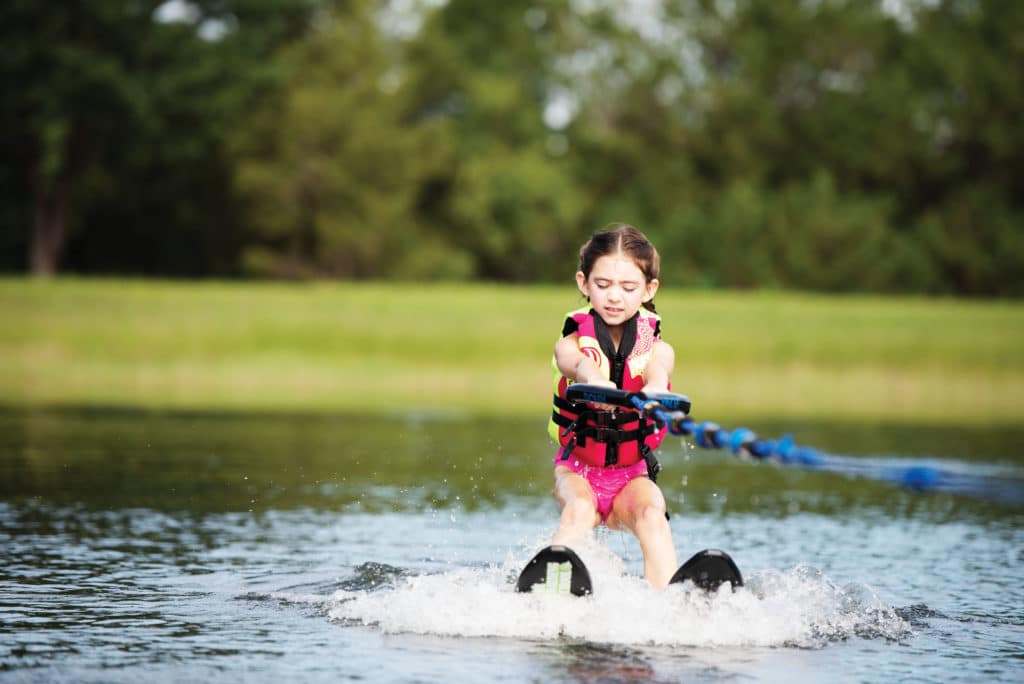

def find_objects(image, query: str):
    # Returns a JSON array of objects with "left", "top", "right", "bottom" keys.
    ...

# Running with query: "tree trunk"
[{"left": 30, "top": 181, "right": 68, "bottom": 277}]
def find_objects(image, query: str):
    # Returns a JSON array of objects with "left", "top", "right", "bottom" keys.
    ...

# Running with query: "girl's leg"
[
  {"left": 551, "top": 466, "right": 601, "bottom": 546},
  {"left": 607, "top": 477, "right": 678, "bottom": 588}
]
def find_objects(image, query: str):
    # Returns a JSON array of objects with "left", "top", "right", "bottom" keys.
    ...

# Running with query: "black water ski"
[
  {"left": 669, "top": 549, "right": 743, "bottom": 591},
  {"left": 515, "top": 545, "right": 592, "bottom": 596}
]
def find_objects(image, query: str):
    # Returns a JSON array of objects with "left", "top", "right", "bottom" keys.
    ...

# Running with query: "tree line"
[{"left": 2, "top": 0, "right": 1021, "bottom": 295}]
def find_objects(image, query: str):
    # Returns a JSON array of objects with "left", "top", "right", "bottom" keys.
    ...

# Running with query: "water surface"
[{"left": 1, "top": 408, "right": 1022, "bottom": 682}]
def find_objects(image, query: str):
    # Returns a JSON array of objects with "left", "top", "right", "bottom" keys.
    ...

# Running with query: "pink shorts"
[{"left": 555, "top": 456, "right": 650, "bottom": 522}]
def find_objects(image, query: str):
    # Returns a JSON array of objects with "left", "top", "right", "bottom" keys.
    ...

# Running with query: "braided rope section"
[{"left": 628, "top": 395, "right": 1023, "bottom": 504}]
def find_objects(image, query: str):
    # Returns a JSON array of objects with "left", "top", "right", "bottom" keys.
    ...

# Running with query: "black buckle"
[
  {"left": 590, "top": 427, "right": 622, "bottom": 444},
  {"left": 640, "top": 444, "right": 660, "bottom": 483}
]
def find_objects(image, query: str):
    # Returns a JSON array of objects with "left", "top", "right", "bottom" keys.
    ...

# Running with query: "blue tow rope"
[
  {"left": 631, "top": 395, "right": 938, "bottom": 489},
  {"left": 563, "top": 384, "right": 1023, "bottom": 504}
]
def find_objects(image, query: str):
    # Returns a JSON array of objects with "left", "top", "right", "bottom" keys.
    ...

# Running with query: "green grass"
[{"left": 1, "top": 278, "right": 1022, "bottom": 424}]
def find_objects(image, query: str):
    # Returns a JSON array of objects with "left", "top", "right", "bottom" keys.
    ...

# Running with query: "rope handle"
[{"left": 563, "top": 384, "right": 692, "bottom": 434}]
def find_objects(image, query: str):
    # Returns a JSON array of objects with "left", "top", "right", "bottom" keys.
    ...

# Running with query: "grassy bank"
[{"left": 1, "top": 278, "right": 1022, "bottom": 424}]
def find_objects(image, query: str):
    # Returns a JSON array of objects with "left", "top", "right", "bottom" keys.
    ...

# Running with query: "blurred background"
[
  {"left": 1, "top": 0, "right": 1022, "bottom": 423},
  {"left": 2, "top": 0, "right": 1021, "bottom": 295}
]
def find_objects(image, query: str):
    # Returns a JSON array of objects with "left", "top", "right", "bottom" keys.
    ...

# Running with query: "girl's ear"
[
  {"left": 575, "top": 271, "right": 588, "bottom": 296},
  {"left": 643, "top": 278, "right": 660, "bottom": 302}
]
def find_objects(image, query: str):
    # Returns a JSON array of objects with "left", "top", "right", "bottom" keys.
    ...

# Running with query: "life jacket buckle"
[
  {"left": 640, "top": 444, "right": 661, "bottom": 483},
  {"left": 590, "top": 427, "right": 622, "bottom": 444}
]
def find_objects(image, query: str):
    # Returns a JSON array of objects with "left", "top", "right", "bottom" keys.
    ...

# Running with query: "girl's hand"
[
  {"left": 590, "top": 381, "right": 620, "bottom": 411},
  {"left": 641, "top": 382, "right": 668, "bottom": 396},
  {"left": 573, "top": 378, "right": 618, "bottom": 411}
]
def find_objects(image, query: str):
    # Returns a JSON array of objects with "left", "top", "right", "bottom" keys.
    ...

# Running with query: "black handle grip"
[
  {"left": 564, "top": 384, "right": 638, "bottom": 407},
  {"left": 565, "top": 384, "right": 692, "bottom": 415}
]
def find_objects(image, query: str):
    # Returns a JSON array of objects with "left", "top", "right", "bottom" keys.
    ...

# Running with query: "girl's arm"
[
  {"left": 554, "top": 333, "right": 614, "bottom": 387},
  {"left": 642, "top": 340, "right": 675, "bottom": 394}
]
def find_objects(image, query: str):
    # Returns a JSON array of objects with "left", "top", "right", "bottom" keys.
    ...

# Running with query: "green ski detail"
[{"left": 544, "top": 561, "right": 573, "bottom": 594}]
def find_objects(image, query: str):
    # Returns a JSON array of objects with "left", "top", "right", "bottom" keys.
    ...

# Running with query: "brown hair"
[{"left": 578, "top": 224, "right": 660, "bottom": 311}]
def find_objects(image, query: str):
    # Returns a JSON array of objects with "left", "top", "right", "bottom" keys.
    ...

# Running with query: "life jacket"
[{"left": 549, "top": 307, "right": 667, "bottom": 479}]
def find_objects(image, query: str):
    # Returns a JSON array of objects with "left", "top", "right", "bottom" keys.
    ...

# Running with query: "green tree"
[
  {"left": 901, "top": 0, "right": 1024, "bottom": 295},
  {"left": 400, "top": 0, "right": 585, "bottom": 280},
  {"left": 3, "top": 0, "right": 1020, "bottom": 296},
  {"left": 668, "top": 0, "right": 1024, "bottom": 294},
  {"left": 234, "top": 0, "right": 463, "bottom": 279},
  {"left": 0, "top": 0, "right": 318, "bottom": 276},
  {"left": 524, "top": 0, "right": 1021, "bottom": 295}
]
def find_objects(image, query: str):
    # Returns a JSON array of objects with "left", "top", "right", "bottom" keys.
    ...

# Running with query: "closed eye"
[{"left": 594, "top": 281, "right": 638, "bottom": 291}]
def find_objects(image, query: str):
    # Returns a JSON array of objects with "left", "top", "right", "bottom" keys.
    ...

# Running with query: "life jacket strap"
[
  {"left": 640, "top": 443, "right": 661, "bottom": 483},
  {"left": 551, "top": 399, "right": 660, "bottom": 468},
  {"left": 551, "top": 410, "right": 646, "bottom": 442}
]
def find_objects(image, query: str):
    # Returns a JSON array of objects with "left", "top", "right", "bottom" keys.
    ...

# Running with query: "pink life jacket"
[{"left": 548, "top": 307, "right": 667, "bottom": 476}]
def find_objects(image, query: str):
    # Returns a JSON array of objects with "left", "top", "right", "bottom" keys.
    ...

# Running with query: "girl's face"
[{"left": 576, "top": 253, "right": 659, "bottom": 327}]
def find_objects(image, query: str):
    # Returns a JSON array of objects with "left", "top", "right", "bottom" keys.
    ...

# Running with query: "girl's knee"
[
  {"left": 634, "top": 502, "right": 669, "bottom": 533},
  {"left": 560, "top": 497, "right": 598, "bottom": 527}
]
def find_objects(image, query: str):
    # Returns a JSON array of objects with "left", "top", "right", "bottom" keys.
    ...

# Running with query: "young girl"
[{"left": 548, "top": 224, "right": 679, "bottom": 588}]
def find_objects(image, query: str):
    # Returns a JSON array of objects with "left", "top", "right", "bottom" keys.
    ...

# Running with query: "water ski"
[
  {"left": 669, "top": 549, "right": 743, "bottom": 592},
  {"left": 515, "top": 545, "right": 592, "bottom": 597}
]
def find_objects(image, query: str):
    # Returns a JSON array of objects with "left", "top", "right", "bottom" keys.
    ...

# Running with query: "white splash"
[{"left": 324, "top": 539, "right": 911, "bottom": 648}]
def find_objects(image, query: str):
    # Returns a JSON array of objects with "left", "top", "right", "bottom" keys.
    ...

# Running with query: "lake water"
[{"left": 1, "top": 408, "right": 1022, "bottom": 683}]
